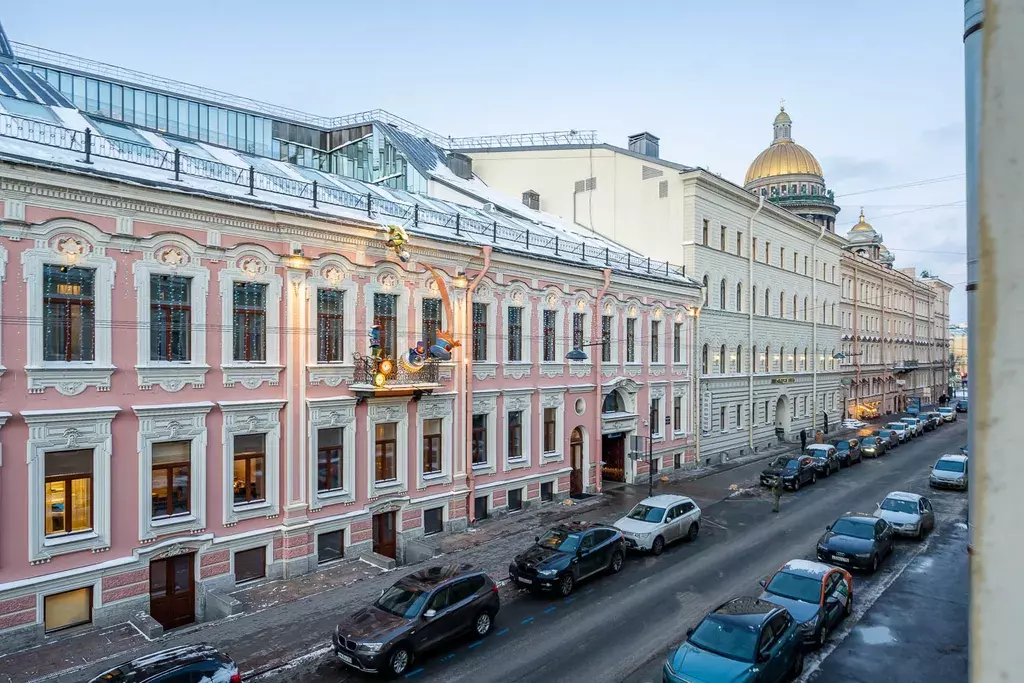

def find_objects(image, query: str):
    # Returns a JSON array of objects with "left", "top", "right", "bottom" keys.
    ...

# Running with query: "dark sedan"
[
  {"left": 816, "top": 513, "right": 895, "bottom": 573},
  {"left": 509, "top": 522, "right": 625, "bottom": 597},
  {"left": 332, "top": 565, "right": 500, "bottom": 676},
  {"left": 831, "top": 439, "right": 862, "bottom": 467},
  {"left": 804, "top": 445, "right": 841, "bottom": 477},
  {"left": 872, "top": 429, "right": 900, "bottom": 449},
  {"left": 760, "top": 455, "right": 817, "bottom": 491},
  {"left": 759, "top": 559, "right": 854, "bottom": 649},
  {"left": 859, "top": 435, "right": 887, "bottom": 458},
  {"left": 956, "top": 399, "right": 968, "bottom": 413}
]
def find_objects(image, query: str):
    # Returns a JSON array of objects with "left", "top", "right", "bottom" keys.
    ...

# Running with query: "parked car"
[
  {"left": 960, "top": 444, "right": 969, "bottom": 457},
  {"left": 841, "top": 418, "right": 867, "bottom": 429},
  {"left": 509, "top": 522, "right": 625, "bottom": 597},
  {"left": 859, "top": 435, "right": 887, "bottom": 458},
  {"left": 886, "top": 422, "right": 910, "bottom": 442},
  {"left": 761, "top": 455, "right": 818, "bottom": 491},
  {"left": 332, "top": 564, "right": 500, "bottom": 676},
  {"left": 955, "top": 399, "right": 969, "bottom": 413},
  {"left": 816, "top": 512, "right": 895, "bottom": 573},
  {"left": 928, "top": 411, "right": 945, "bottom": 427},
  {"left": 804, "top": 444, "right": 841, "bottom": 477},
  {"left": 831, "top": 438, "right": 862, "bottom": 466},
  {"left": 930, "top": 454, "right": 969, "bottom": 490},
  {"left": 759, "top": 559, "right": 854, "bottom": 649},
  {"left": 901, "top": 417, "right": 924, "bottom": 437},
  {"left": 873, "top": 429, "right": 900, "bottom": 449},
  {"left": 663, "top": 597, "right": 804, "bottom": 683},
  {"left": 88, "top": 645, "right": 241, "bottom": 683},
  {"left": 613, "top": 494, "right": 701, "bottom": 555},
  {"left": 874, "top": 491, "right": 935, "bottom": 540},
  {"left": 919, "top": 413, "right": 939, "bottom": 431},
  {"left": 938, "top": 406, "right": 957, "bottom": 422}
]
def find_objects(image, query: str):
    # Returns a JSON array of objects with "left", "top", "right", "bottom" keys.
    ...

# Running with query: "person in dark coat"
[
  {"left": 800, "top": 428, "right": 807, "bottom": 450},
  {"left": 771, "top": 479, "right": 781, "bottom": 513}
]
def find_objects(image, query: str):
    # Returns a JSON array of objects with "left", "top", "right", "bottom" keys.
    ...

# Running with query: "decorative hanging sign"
[{"left": 384, "top": 225, "right": 411, "bottom": 263}]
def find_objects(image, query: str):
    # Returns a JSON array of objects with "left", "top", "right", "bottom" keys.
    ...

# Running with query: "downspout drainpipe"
[
  {"left": 465, "top": 246, "right": 492, "bottom": 524},
  {"left": 748, "top": 194, "right": 765, "bottom": 450},
  {"left": 593, "top": 268, "right": 612, "bottom": 493},
  {"left": 811, "top": 224, "right": 826, "bottom": 433}
]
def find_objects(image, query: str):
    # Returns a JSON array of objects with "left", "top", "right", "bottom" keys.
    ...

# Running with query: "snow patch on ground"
[{"left": 857, "top": 625, "right": 898, "bottom": 645}]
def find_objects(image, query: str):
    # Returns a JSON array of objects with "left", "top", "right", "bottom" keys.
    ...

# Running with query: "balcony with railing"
[
  {"left": 769, "top": 191, "right": 836, "bottom": 207},
  {"left": 350, "top": 354, "right": 443, "bottom": 397}
]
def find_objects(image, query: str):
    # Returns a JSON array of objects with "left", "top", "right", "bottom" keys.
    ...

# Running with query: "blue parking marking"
[
  {"left": 496, "top": 628, "right": 509, "bottom": 636},
  {"left": 468, "top": 640, "right": 484, "bottom": 649},
  {"left": 543, "top": 606, "right": 557, "bottom": 614},
  {"left": 564, "top": 596, "right": 577, "bottom": 604},
  {"left": 521, "top": 616, "right": 534, "bottom": 624},
  {"left": 404, "top": 668, "right": 425, "bottom": 678},
  {"left": 585, "top": 588, "right": 595, "bottom": 594},
  {"left": 439, "top": 653, "right": 457, "bottom": 662}
]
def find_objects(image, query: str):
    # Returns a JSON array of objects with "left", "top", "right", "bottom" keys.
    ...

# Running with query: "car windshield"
[
  {"left": 805, "top": 449, "right": 828, "bottom": 459},
  {"left": 375, "top": 583, "right": 430, "bottom": 618},
  {"left": 766, "top": 571, "right": 823, "bottom": 603},
  {"left": 881, "top": 498, "right": 918, "bottom": 514},
  {"left": 537, "top": 529, "right": 582, "bottom": 552},
  {"left": 888, "top": 423, "right": 905, "bottom": 430},
  {"left": 769, "top": 456, "right": 796, "bottom": 469},
  {"left": 862, "top": 437, "right": 878, "bottom": 446},
  {"left": 833, "top": 441, "right": 849, "bottom": 450},
  {"left": 830, "top": 519, "right": 876, "bottom": 539},
  {"left": 688, "top": 616, "right": 758, "bottom": 663},
  {"left": 935, "top": 460, "right": 965, "bottom": 473},
  {"left": 939, "top": 408, "right": 952, "bottom": 413},
  {"left": 626, "top": 504, "right": 666, "bottom": 523}
]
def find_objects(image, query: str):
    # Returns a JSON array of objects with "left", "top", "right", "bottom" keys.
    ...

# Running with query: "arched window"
[
  {"left": 736, "top": 282, "right": 743, "bottom": 312},
  {"left": 701, "top": 344, "right": 709, "bottom": 375},
  {"left": 764, "top": 345, "right": 771, "bottom": 372},
  {"left": 803, "top": 347, "right": 809, "bottom": 370},
  {"left": 803, "top": 296, "right": 809, "bottom": 321},
  {"left": 752, "top": 286, "right": 758, "bottom": 314},
  {"left": 822, "top": 301, "right": 826, "bottom": 323},
  {"left": 720, "top": 279, "right": 727, "bottom": 310},
  {"left": 736, "top": 345, "right": 743, "bottom": 373},
  {"left": 830, "top": 349, "right": 836, "bottom": 369},
  {"left": 779, "top": 291, "right": 786, "bottom": 318},
  {"left": 702, "top": 275, "right": 709, "bottom": 306},
  {"left": 792, "top": 295, "right": 798, "bottom": 320},
  {"left": 831, "top": 303, "right": 836, "bottom": 325},
  {"left": 793, "top": 347, "right": 798, "bottom": 372},
  {"left": 752, "top": 345, "right": 758, "bottom": 373},
  {"left": 602, "top": 390, "right": 626, "bottom": 413},
  {"left": 765, "top": 289, "right": 771, "bottom": 316},
  {"left": 719, "top": 344, "right": 726, "bottom": 373}
]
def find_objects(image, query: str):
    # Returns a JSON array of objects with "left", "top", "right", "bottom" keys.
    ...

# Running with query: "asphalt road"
[{"left": 286, "top": 421, "right": 968, "bottom": 683}]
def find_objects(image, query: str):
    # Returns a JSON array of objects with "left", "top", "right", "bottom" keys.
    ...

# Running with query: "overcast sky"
[{"left": 3, "top": 0, "right": 967, "bottom": 322}]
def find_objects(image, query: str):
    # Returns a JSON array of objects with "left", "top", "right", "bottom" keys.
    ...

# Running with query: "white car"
[
  {"left": 887, "top": 422, "right": 910, "bottom": 442},
  {"left": 841, "top": 419, "right": 867, "bottom": 429},
  {"left": 874, "top": 491, "right": 935, "bottom": 540},
  {"left": 938, "top": 406, "right": 957, "bottom": 422},
  {"left": 613, "top": 494, "right": 701, "bottom": 555}
]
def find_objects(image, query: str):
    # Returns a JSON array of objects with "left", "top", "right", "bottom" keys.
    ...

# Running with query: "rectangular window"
[
  {"left": 316, "top": 427, "right": 344, "bottom": 492},
  {"left": 474, "top": 496, "right": 489, "bottom": 520},
  {"left": 374, "top": 422, "right": 398, "bottom": 482},
  {"left": 151, "top": 441, "right": 190, "bottom": 519},
  {"left": 471, "top": 415, "right": 488, "bottom": 466},
  {"left": 674, "top": 396, "right": 682, "bottom": 432},
  {"left": 234, "top": 547, "right": 266, "bottom": 583},
  {"left": 422, "top": 418, "right": 443, "bottom": 474},
  {"left": 673, "top": 323, "right": 682, "bottom": 363},
  {"left": 150, "top": 274, "right": 191, "bottom": 362},
  {"left": 720, "top": 406, "right": 727, "bottom": 431},
  {"left": 43, "top": 265, "right": 95, "bottom": 362},
  {"left": 507, "top": 306, "right": 523, "bottom": 361},
  {"left": 44, "top": 449, "right": 93, "bottom": 535},
  {"left": 736, "top": 405, "right": 742, "bottom": 427},
  {"left": 737, "top": 231, "right": 743, "bottom": 256},
  {"left": 720, "top": 226, "right": 726, "bottom": 250},
  {"left": 44, "top": 587, "right": 92, "bottom": 633},
  {"left": 472, "top": 302, "right": 488, "bottom": 361},
  {"left": 232, "top": 281, "right": 266, "bottom": 362},
  {"left": 765, "top": 241, "right": 771, "bottom": 264},
  {"left": 508, "top": 488, "right": 523, "bottom": 511},
  {"left": 423, "top": 507, "right": 444, "bottom": 535},
  {"left": 317, "top": 289, "right": 345, "bottom": 363},
  {"left": 508, "top": 411, "right": 523, "bottom": 460},
  {"left": 702, "top": 219, "right": 709, "bottom": 245},
  {"left": 626, "top": 318, "right": 636, "bottom": 363},
  {"left": 650, "top": 321, "right": 661, "bottom": 363},
  {"left": 422, "top": 298, "right": 442, "bottom": 349},
  {"left": 373, "top": 293, "right": 398, "bottom": 360},
  {"left": 543, "top": 407, "right": 557, "bottom": 453},
  {"left": 651, "top": 399, "right": 661, "bottom": 436},
  {"left": 232, "top": 434, "right": 266, "bottom": 505},
  {"left": 542, "top": 310, "right": 557, "bottom": 362},
  {"left": 540, "top": 481, "right": 554, "bottom": 501},
  {"left": 601, "top": 315, "right": 612, "bottom": 362},
  {"left": 317, "top": 530, "right": 344, "bottom": 564},
  {"left": 572, "top": 312, "right": 585, "bottom": 352}
]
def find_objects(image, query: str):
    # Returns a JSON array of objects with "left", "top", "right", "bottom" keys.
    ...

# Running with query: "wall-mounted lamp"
[{"left": 452, "top": 270, "right": 469, "bottom": 289}]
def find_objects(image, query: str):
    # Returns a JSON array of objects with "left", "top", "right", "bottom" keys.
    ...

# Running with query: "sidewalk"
[
  {"left": 0, "top": 428, "right": 850, "bottom": 683},
  {"left": 807, "top": 516, "right": 968, "bottom": 682}
]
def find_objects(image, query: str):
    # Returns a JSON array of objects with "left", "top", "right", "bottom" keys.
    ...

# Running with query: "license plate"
[
  {"left": 337, "top": 653, "right": 353, "bottom": 664},
  {"left": 518, "top": 577, "right": 533, "bottom": 584},
  {"left": 832, "top": 556, "right": 849, "bottom": 563}
]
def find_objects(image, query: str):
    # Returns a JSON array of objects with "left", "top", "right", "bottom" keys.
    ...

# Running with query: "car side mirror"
[
  {"left": 825, "top": 525, "right": 832, "bottom": 531},
  {"left": 686, "top": 627, "right": 694, "bottom": 637},
  {"left": 758, "top": 579, "right": 767, "bottom": 587},
  {"left": 535, "top": 536, "right": 540, "bottom": 543},
  {"left": 876, "top": 502, "right": 881, "bottom": 508},
  {"left": 423, "top": 609, "right": 437, "bottom": 619},
  {"left": 380, "top": 589, "right": 386, "bottom": 598},
  {"left": 757, "top": 649, "right": 771, "bottom": 663}
]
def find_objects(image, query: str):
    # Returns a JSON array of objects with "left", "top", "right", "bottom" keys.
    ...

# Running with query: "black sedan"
[
  {"left": 759, "top": 559, "right": 854, "bottom": 649},
  {"left": 816, "top": 513, "right": 895, "bottom": 573},
  {"left": 831, "top": 439, "right": 862, "bottom": 467},
  {"left": 956, "top": 399, "right": 969, "bottom": 413},
  {"left": 805, "top": 445, "right": 841, "bottom": 477},
  {"left": 873, "top": 429, "right": 900, "bottom": 449},
  {"left": 509, "top": 522, "right": 625, "bottom": 597},
  {"left": 760, "top": 455, "right": 817, "bottom": 491},
  {"left": 859, "top": 435, "right": 887, "bottom": 458}
]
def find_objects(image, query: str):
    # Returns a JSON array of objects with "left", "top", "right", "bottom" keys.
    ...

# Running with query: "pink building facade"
[{"left": 0, "top": 161, "right": 700, "bottom": 648}]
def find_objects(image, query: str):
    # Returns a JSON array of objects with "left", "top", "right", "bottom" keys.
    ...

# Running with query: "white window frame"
[
  {"left": 539, "top": 389, "right": 566, "bottom": 461},
  {"left": 367, "top": 399, "right": 411, "bottom": 498},
  {"left": 219, "top": 249, "right": 284, "bottom": 389},
  {"left": 649, "top": 309, "right": 666, "bottom": 367},
  {"left": 650, "top": 383, "right": 667, "bottom": 440},
  {"left": 306, "top": 258, "right": 358, "bottom": 387},
  {"left": 421, "top": 503, "right": 448, "bottom": 536},
  {"left": 133, "top": 242, "right": 211, "bottom": 392},
  {"left": 312, "top": 522, "right": 351, "bottom": 565},
  {"left": 502, "top": 284, "right": 533, "bottom": 377},
  {"left": 503, "top": 389, "right": 534, "bottom": 471},
  {"left": 600, "top": 300, "right": 619, "bottom": 367},
  {"left": 22, "top": 227, "right": 117, "bottom": 396},
  {"left": 624, "top": 304, "right": 642, "bottom": 367},
  {"left": 568, "top": 299, "right": 592, "bottom": 378},
  {"left": 416, "top": 395, "right": 455, "bottom": 489},
  {"left": 218, "top": 399, "right": 285, "bottom": 525},
  {"left": 539, "top": 290, "right": 565, "bottom": 377},
  {"left": 471, "top": 283, "right": 498, "bottom": 380},
  {"left": 364, "top": 266, "right": 411, "bottom": 365},
  {"left": 471, "top": 391, "right": 499, "bottom": 475},
  {"left": 133, "top": 401, "right": 214, "bottom": 540},
  {"left": 23, "top": 406, "right": 120, "bottom": 563},
  {"left": 307, "top": 396, "right": 357, "bottom": 510}
]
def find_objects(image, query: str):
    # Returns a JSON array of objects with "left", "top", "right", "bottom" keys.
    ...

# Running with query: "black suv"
[
  {"left": 332, "top": 564, "right": 500, "bottom": 677},
  {"left": 760, "top": 455, "right": 817, "bottom": 490},
  {"left": 509, "top": 522, "right": 626, "bottom": 597},
  {"left": 88, "top": 645, "right": 240, "bottom": 683}
]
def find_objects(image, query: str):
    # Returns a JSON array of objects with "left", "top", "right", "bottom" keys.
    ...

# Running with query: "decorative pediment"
[{"left": 603, "top": 376, "right": 643, "bottom": 395}]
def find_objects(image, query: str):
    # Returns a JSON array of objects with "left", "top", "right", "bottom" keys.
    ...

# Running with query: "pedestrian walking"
[
  {"left": 800, "top": 428, "right": 807, "bottom": 451},
  {"left": 771, "top": 479, "right": 781, "bottom": 513}
]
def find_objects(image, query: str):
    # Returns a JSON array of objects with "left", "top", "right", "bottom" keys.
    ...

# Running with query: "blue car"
[{"left": 664, "top": 597, "right": 804, "bottom": 683}]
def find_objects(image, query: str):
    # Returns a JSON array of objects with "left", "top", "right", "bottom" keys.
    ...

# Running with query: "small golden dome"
[
  {"left": 850, "top": 209, "right": 874, "bottom": 232},
  {"left": 774, "top": 108, "right": 792, "bottom": 125},
  {"left": 744, "top": 141, "right": 823, "bottom": 184}
]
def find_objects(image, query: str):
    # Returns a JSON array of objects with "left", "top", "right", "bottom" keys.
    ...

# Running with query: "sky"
[{"left": 3, "top": 0, "right": 967, "bottom": 322}]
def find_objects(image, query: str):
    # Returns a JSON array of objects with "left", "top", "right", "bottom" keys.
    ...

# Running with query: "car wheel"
[
  {"left": 823, "top": 466, "right": 830, "bottom": 478},
  {"left": 652, "top": 535, "right": 665, "bottom": 556},
  {"left": 474, "top": 610, "right": 493, "bottom": 636},
  {"left": 790, "top": 649, "right": 805, "bottom": 678},
  {"left": 844, "top": 594, "right": 854, "bottom": 618},
  {"left": 687, "top": 522, "right": 700, "bottom": 542},
  {"left": 810, "top": 472, "right": 818, "bottom": 485},
  {"left": 818, "top": 624, "right": 830, "bottom": 649},
  {"left": 559, "top": 573, "right": 575, "bottom": 597},
  {"left": 870, "top": 554, "right": 879, "bottom": 573},
  {"left": 916, "top": 525, "right": 924, "bottom": 541},
  {"left": 388, "top": 645, "right": 412, "bottom": 677},
  {"left": 608, "top": 550, "right": 624, "bottom": 574},
  {"left": 793, "top": 478, "right": 801, "bottom": 491}
]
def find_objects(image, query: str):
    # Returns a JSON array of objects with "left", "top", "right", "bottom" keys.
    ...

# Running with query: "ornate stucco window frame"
[
  {"left": 22, "top": 406, "right": 121, "bottom": 564},
  {"left": 415, "top": 394, "right": 455, "bottom": 490},
  {"left": 307, "top": 396, "right": 358, "bottom": 510},
  {"left": 672, "top": 381, "right": 690, "bottom": 437},
  {"left": 133, "top": 241, "right": 211, "bottom": 392},
  {"left": 501, "top": 282, "right": 533, "bottom": 379},
  {"left": 539, "top": 388, "right": 566, "bottom": 462},
  {"left": 218, "top": 248, "right": 284, "bottom": 389},
  {"left": 306, "top": 258, "right": 358, "bottom": 387},
  {"left": 471, "top": 281, "right": 498, "bottom": 380},
  {"left": 623, "top": 302, "right": 643, "bottom": 375},
  {"left": 219, "top": 399, "right": 286, "bottom": 526},
  {"left": 366, "top": 398, "right": 411, "bottom": 498},
  {"left": 503, "top": 389, "right": 535, "bottom": 471},
  {"left": 134, "top": 401, "right": 214, "bottom": 541},
  {"left": 471, "top": 391, "right": 499, "bottom": 476},
  {"left": 650, "top": 382, "right": 668, "bottom": 441},
  {"left": 539, "top": 289, "right": 565, "bottom": 377}
]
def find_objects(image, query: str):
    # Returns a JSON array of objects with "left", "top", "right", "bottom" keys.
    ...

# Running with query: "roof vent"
[
  {"left": 628, "top": 132, "right": 660, "bottom": 159},
  {"left": 522, "top": 190, "right": 540, "bottom": 210},
  {"left": 446, "top": 152, "right": 473, "bottom": 180},
  {"left": 482, "top": 202, "right": 496, "bottom": 213}
]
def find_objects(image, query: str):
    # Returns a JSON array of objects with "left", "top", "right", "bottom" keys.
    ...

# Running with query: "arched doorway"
[
  {"left": 569, "top": 427, "right": 585, "bottom": 495},
  {"left": 774, "top": 395, "right": 791, "bottom": 440},
  {"left": 601, "top": 389, "right": 628, "bottom": 483}
]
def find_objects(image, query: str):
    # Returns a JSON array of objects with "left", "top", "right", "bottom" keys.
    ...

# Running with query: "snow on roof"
[
  {"left": 885, "top": 491, "right": 922, "bottom": 501},
  {"left": 781, "top": 559, "right": 831, "bottom": 577},
  {"left": 939, "top": 454, "right": 969, "bottom": 462},
  {"left": 637, "top": 494, "right": 694, "bottom": 507}
]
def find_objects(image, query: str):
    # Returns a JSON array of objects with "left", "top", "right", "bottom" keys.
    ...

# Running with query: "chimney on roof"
[
  {"left": 522, "top": 190, "right": 540, "bottom": 211},
  {"left": 628, "top": 132, "right": 660, "bottom": 159},
  {"left": 447, "top": 152, "right": 473, "bottom": 180}
]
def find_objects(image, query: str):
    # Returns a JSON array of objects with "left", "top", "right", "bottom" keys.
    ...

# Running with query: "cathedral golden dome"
[
  {"left": 744, "top": 106, "right": 824, "bottom": 185},
  {"left": 850, "top": 209, "right": 874, "bottom": 232}
]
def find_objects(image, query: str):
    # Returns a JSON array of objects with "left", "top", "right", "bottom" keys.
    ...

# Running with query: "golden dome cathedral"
[{"left": 744, "top": 106, "right": 823, "bottom": 184}]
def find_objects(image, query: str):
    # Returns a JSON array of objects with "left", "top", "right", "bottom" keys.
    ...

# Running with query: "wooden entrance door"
[
  {"left": 569, "top": 428, "right": 584, "bottom": 495},
  {"left": 601, "top": 435, "right": 626, "bottom": 482},
  {"left": 149, "top": 553, "right": 195, "bottom": 630},
  {"left": 373, "top": 511, "right": 397, "bottom": 559}
]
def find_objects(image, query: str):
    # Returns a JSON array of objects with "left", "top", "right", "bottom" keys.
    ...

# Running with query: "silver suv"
[
  {"left": 901, "top": 417, "right": 924, "bottom": 437},
  {"left": 930, "top": 454, "right": 969, "bottom": 490}
]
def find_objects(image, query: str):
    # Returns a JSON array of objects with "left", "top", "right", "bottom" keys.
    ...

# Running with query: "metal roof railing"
[{"left": 0, "top": 110, "right": 688, "bottom": 283}]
